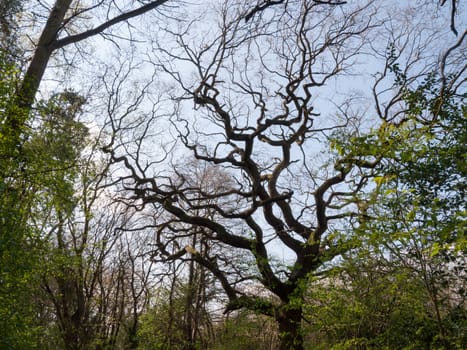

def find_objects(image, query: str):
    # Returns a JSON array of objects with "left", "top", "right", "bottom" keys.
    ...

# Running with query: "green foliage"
[
  {"left": 26, "top": 91, "right": 89, "bottom": 218},
  {"left": 0, "top": 52, "right": 23, "bottom": 169},
  {"left": 304, "top": 255, "right": 452, "bottom": 349},
  {"left": 210, "top": 310, "right": 278, "bottom": 350},
  {"left": 0, "top": 0, "right": 25, "bottom": 57},
  {"left": 0, "top": 52, "right": 43, "bottom": 349},
  {"left": 1, "top": 49, "right": 91, "bottom": 347},
  {"left": 373, "top": 77, "right": 466, "bottom": 348},
  {"left": 373, "top": 71, "right": 465, "bottom": 250},
  {"left": 137, "top": 287, "right": 196, "bottom": 350},
  {"left": 323, "top": 67, "right": 466, "bottom": 349}
]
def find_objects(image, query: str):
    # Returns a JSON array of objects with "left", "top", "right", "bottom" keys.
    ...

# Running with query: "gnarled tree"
[
  {"left": 105, "top": 1, "right": 379, "bottom": 348},
  {"left": 104, "top": 0, "right": 462, "bottom": 349}
]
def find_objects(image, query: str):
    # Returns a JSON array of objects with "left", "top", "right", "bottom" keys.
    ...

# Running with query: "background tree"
[
  {"left": 367, "top": 71, "right": 465, "bottom": 348},
  {"left": 325, "top": 29, "right": 466, "bottom": 348},
  {"left": 1, "top": 3, "right": 169, "bottom": 347},
  {"left": 0, "top": 0, "right": 25, "bottom": 58},
  {"left": 1, "top": 0, "right": 173, "bottom": 171},
  {"left": 137, "top": 161, "right": 227, "bottom": 350},
  {"left": 0, "top": 50, "right": 45, "bottom": 349},
  {"left": 303, "top": 255, "right": 435, "bottom": 349},
  {"left": 27, "top": 92, "right": 156, "bottom": 350}
]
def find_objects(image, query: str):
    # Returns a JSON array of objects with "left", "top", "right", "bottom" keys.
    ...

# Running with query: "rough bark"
[{"left": 277, "top": 306, "right": 304, "bottom": 350}]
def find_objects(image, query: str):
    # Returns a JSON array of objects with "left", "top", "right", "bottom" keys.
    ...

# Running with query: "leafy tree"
[
  {"left": 1, "top": 1, "right": 173, "bottom": 344},
  {"left": 26, "top": 92, "right": 156, "bottom": 350},
  {"left": 0, "top": 51, "right": 45, "bottom": 349},
  {"left": 5, "top": 0, "right": 172, "bottom": 154},
  {"left": 0, "top": 0, "right": 24, "bottom": 57},
  {"left": 368, "top": 95, "right": 466, "bottom": 347},
  {"left": 304, "top": 256, "right": 436, "bottom": 349},
  {"left": 328, "top": 34, "right": 466, "bottom": 348}
]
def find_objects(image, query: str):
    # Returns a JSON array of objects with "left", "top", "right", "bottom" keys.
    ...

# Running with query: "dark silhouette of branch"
[
  {"left": 440, "top": 0, "right": 459, "bottom": 35},
  {"left": 245, "top": 0, "right": 347, "bottom": 22},
  {"left": 53, "top": 0, "right": 170, "bottom": 50}
]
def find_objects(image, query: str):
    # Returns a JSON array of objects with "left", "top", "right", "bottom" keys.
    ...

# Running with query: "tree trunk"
[
  {"left": 17, "top": 0, "right": 72, "bottom": 112},
  {"left": 5, "top": 0, "right": 72, "bottom": 153},
  {"left": 276, "top": 306, "right": 304, "bottom": 350}
]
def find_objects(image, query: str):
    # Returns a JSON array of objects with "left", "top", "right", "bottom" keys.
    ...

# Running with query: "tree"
[
  {"left": 244, "top": 0, "right": 462, "bottom": 35},
  {"left": 0, "top": 0, "right": 25, "bottom": 57},
  {"left": 138, "top": 161, "right": 227, "bottom": 350},
  {"left": 31, "top": 91, "right": 96, "bottom": 350},
  {"left": 327, "top": 28, "right": 466, "bottom": 348},
  {"left": 303, "top": 255, "right": 436, "bottom": 349},
  {"left": 368, "top": 75, "right": 466, "bottom": 348},
  {"left": 103, "top": 0, "right": 466, "bottom": 348},
  {"left": 105, "top": 1, "right": 383, "bottom": 348},
  {"left": 1, "top": 80, "right": 155, "bottom": 349},
  {"left": 0, "top": 50, "right": 45, "bottom": 349},
  {"left": 4, "top": 0, "right": 171, "bottom": 154},
  {"left": 26, "top": 92, "right": 157, "bottom": 350},
  {"left": 0, "top": 2, "right": 169, "bottom": 345}
]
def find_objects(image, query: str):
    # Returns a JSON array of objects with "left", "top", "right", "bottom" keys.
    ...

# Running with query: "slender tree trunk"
[
  {"left": 5, "top": 0, "right": 72, "bottom": 154},
  {"left": 16, "top": 0, "right": 72, "bottom": 113},
  {"left": 276, "top": 306, "right": 304, "bottom": 350},
  {"left": 184, "top": 234, "right": 197, "bottom": 349}
]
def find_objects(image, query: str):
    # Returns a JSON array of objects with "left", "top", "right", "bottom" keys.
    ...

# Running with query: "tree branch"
[{"left": 53, "top": 0, "right": 170, "bottom": 50}]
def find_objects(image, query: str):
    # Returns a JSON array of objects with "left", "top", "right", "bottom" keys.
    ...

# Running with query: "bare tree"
[
  {"left": 244, "top": 0, "right": 347, "bottom": 22},
  {"left": 104, "top": 1, "right": 383, "bottom": 349},
  {"left": 39, "top": 155, "right": 156, "bottom": 349},
  {"left": 244, "top": 0, "right": 463, "bottom": 34},
  {"left": 27, "top": 91, "right": 155, "bottom": 349},
  {"left": 149, "top": 161, "right": 227, "bottom": 349}
]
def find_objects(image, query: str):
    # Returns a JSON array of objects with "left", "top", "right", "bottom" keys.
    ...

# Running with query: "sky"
[{"left": 17, "top": 0, "right": 467, "bottom": 280}]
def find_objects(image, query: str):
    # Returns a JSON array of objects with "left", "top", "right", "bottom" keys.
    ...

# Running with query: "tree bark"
[{"left": 276, "top": 306, "right": 304, "bottom": 350}]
